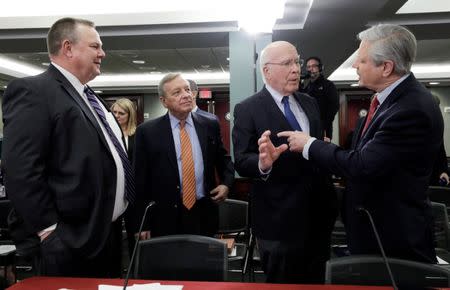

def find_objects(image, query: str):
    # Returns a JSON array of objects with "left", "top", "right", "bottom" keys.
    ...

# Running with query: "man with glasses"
[
  {"left": 232, "top": 41, "right": 337, "bottom": 283},
  {"left": 301, "top": 56, "right": 339, "bottom": 139}
]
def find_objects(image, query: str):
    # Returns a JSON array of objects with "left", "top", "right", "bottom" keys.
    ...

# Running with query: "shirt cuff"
[
  {"left": 38, "top": 224, "right": 57, "bottom": 237},
  {"left": 258, "top": 160, "right": 272, "bottom": 180},
  {"left": 302, "top": 137, "right": 317, "bottom": 160}
]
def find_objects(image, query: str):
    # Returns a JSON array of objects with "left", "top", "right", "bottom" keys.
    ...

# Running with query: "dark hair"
[
  {"left": 47, "top": 17, "right": 95, "bottom": 56},
  {"left": 305, "top": 56, "right": 323, "bottom": 72}
]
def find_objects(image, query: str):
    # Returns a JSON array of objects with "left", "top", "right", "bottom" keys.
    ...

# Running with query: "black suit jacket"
[
  {"left": 233, "top": 86, "right": 337, "bottom": 242},
  {"left": 309, "top": 74, "right": 443, "bottom": 262},
  {"left": 133, "top": 112, "right": 234, "bottom": 236},
  {"left": 2, "top": 65, "right": 118, "bottom": 258}
]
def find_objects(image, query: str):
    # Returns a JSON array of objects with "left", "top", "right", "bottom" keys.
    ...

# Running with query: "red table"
[{"left": 7, "top": 277, "right": 397, "bottom": 290}]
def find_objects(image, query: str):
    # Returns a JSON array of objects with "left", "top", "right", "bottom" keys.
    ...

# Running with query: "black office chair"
[
  {"left": 431, "top": 201, "right": 450, "bottom": 251},
  {"left": 133, "top": 234, "right": 228, "bottom": 281},
  {"left": 325, "top": 255, "right": 450, "bottom": 288},
  {"left": 429, "top": 186, "right": 450, "bottom": 216},
  {"left": 216, "top": 199, "right": 249, "bottom": 278},
  {"left": 0, "top": 200, "right": 16, "bottom": 283}
]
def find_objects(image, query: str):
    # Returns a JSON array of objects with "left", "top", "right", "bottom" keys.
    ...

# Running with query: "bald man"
[{"left": 232, "top": 41, "right": 336, "bottom": 283}]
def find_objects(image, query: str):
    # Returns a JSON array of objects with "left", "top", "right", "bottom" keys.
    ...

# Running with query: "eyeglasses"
[{"left": 266, "top": 57, "right": 303, "bottom": 68}]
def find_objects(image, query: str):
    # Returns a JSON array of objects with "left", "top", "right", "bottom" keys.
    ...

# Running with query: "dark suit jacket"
[
  {"left": 133, "top": 112, "right": 234, "bottom": 236},
  {"left": 232, "top": 86, "right": 337, "bottom": 243},
  {"left": 194, "top": 107, "right": 219, "bottom": 121},
  {"left": 308, "top": 74, "right": 443, "bottom": 263},
  {"left": 2, "top": 65, "right": 118, "bottom": 258}
]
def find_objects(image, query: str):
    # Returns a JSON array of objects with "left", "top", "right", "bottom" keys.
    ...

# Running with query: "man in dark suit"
[
  {"left": 133, "top": 73, "right": 234, "bottom": 238},
  {"left": 187, "top": 79, "right": 219, "bottom": 121},
  {"left": 2, "top": 17, "right": 132, "bottom": 277},
  {"left": 275, "top": 24, "right": 442, "bottom": 263},
  {"left": 232, "top": 41, "right": 337, "bottom": 283}
]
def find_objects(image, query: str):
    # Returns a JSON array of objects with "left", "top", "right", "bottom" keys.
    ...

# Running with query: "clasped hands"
[{"left": 258, "top": 130, "right": 311, "bottom": 171}]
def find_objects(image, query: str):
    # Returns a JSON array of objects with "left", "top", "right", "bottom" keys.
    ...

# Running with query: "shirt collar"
[
  {"left": 376, "top": 73, "right": 410, "bottom": 105},
  {"left": 266, "top": 84, "right": 291, "bottom": 105},
  {"left": 168, "top": 111, "right": 194, "bottom": 130},
  {"left": 51, "top": 62, "right": 85, "bottom": 97}
]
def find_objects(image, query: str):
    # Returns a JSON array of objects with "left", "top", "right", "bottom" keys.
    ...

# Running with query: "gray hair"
[
  {"left": 158, "top": 73, "right": 182, "bottom": 97},
  {"left": 47, "top": 17, "right": 95, "bottom": 56},
  {"left": 358, "top": 24, "right": 416, "bottom": 75},
  {"left": 187, "top": 79, "right": 198, "bottom": 91}
]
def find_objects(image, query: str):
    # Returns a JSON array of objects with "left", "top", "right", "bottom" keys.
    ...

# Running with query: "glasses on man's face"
[{"left": 266, "top": 56, "right": 303, "bottom": 68}]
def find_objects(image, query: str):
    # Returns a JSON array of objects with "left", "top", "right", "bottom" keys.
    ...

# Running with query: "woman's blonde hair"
[{"left": 111, "top": 98, "right": 137, "bottom": 136}]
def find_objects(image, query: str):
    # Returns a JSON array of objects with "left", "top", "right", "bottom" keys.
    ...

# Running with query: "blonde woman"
[{"left": 111, "top": 98, "right": 137, "bottom": 163}]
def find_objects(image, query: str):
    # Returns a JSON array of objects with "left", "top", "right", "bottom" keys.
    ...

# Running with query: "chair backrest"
[
  {"left": 431, "top": 201, "right": 450, "bottom": 250},
  {"left": 325, "top": 255, "right": 450, "bottom": 287},
  {"left": 217, "top": 199, "right": 248, "bottom": 235},
  {"left": 134, "top": 234, "right": 228, "bottom": 281},
  {"left": 0, "top": 200, "right": 11, "bottom": 240},
  {"left": 429, "top": 186, "right": 450, "bottom": 213}
]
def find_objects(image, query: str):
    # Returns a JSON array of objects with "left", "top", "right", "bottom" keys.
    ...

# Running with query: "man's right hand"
[{"left": 258, "top": 130, "right": 288, "bottom": 171}]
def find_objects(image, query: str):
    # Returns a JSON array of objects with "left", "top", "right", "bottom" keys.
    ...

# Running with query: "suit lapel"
[
  {"left": 259, "top": 87, "right": 292, "bottom": 132},
  {"left": 192, "top": 113, "right": 208, "bottom": 168},
  {"left": 161, "top": 114, "right": 179, "bottom": 173},
  {"left": 293, "top": 92, "right": 319, "bottom": 137},
  {"left": 49, "top": 65, "right": 111, "bottom": 153},
  {"left": 357, "top": 74, "right": 416, "bottom": 146}
]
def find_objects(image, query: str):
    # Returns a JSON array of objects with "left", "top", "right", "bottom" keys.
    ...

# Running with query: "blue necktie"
[
  {"left": 282, "top": 96, "right": 302, "bottom": 131},
  {"left": 84, "top": 87, "right": 136, "bottom": 204}
]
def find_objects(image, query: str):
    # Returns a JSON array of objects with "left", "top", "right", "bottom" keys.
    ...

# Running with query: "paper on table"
[{"left": 99, "top": 283, "right": 183, "bottom": 290}]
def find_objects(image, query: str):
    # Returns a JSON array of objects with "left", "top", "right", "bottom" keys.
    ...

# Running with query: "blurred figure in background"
[
  {"left": 430, "top": 95, "right": 449, "bottom": 186},
  {"left": 300, "top": 56, "right": 339, "bottom": 139},
  {"left": 187, "top": 79, "right": 218, "bottom": 120},
  {"left": 111, "top": 98, "right": 137, "bottom": 164}
]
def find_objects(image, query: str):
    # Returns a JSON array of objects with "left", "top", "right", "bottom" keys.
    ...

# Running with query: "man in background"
[
  {"left": 188, "top": 79, "right": 218, "bottom": 120},
  {"left": 2, "top": 17, "right": 131, "bottom": 277},
  {"left": 233, "top": 41, "right": 336, "bottom": 283},
  {"left": 133, "top": 73, "right": 234, "bottom": 238},
  {"left": 301, "top": 56, "right": 339, "bottom": 138},
  {"left": 272, "top": 24, "right": 442, "bottom": 263}
]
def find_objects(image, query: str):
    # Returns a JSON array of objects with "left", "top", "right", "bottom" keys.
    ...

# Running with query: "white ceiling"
[{"left": 0, "top": 0, "right": 449, "bottom": 92}]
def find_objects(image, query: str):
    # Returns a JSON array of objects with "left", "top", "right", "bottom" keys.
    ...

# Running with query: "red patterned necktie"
[
  {"left": 361, "top": 94, "right": 379, "bottom": 136},
  {"left": 180, "top": 120, "right": 196, "bottom": 210}
]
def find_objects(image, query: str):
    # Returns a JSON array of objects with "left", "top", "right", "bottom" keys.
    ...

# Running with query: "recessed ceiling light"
[
  {"left": 429, "top": 81, "right": 440, "bottom": 85},
  {"left": 42, "top": 62, "right": 50, "bottom": 66},
  {"left": 350, "top": 83, "right": 359, "bottom": 87},
  {"left": 132, "top": 60, "right": 145, "bottom": 64}
]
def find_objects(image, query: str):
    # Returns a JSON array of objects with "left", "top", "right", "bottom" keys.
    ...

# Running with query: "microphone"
[
  {"left": 357, "top": 207, "right": 398, "bottom": 290},
  {"left": 123, "top": 201, "right": 156, "bottom": 290}
]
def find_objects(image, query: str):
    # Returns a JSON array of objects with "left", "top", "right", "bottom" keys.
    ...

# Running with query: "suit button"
[
  {"left": 174, "top": 204, "right": 178, "bottom": 208},
  {"left": 176, "top": 186, "right": 180, "bottom": 190}
]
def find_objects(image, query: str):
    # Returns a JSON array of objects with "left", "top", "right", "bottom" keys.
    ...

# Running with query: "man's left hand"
[
  {"left": 210, "top": 185, "right": 229, "bottom": 203},
  {"left": 277, "top": 131, "right": 312, "bottom": 152}
]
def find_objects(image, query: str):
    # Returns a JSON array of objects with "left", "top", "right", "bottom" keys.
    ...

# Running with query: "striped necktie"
[
  {"left": 179, "top": 120, "right": 196, "bottom": 210},
  {"left": 84, "top": 87, "right": 136, "bottom": 204}
]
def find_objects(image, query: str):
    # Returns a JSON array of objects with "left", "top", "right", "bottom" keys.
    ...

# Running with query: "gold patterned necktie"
[{"left": 180, "top": 120, "right": 196, "bottom": 210}]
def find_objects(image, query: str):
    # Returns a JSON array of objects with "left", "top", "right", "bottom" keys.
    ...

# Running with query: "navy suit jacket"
[
  {"left": 309, "top": 74, "right": 443, "bottom": 262},
  {"left": 233, "top": 86, "right": 337, "bottom": 243},
  {"left": 133, "top": 112, "right": 234, "bottom": 236},
  {"left": 2, "top": 65, "right": 118, "bottom": 258}
]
